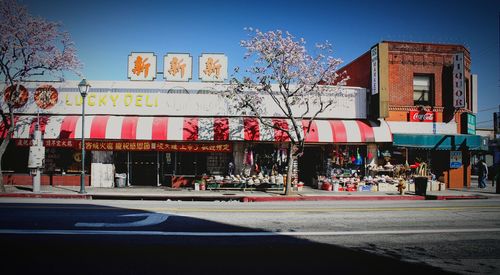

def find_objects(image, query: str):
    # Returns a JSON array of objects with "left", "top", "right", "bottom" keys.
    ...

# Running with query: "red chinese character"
[{"left": 115, "top": 142, "right": 123, "bottom": 150}]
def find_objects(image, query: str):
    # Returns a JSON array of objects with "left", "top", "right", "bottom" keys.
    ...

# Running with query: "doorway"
[
  {"left": 130, "top": 152, "right": 157, "bottom": 186},
  {"left": 298, "top": 147, "right": 323, "bottom": 186}
]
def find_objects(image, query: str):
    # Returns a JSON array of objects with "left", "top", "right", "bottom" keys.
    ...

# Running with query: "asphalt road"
[{"left": 1, "top": 198, "right": 500, "bottom": 274}]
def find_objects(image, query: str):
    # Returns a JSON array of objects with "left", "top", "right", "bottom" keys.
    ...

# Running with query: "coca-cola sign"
[{"left": 410, "top": 111, "right": 435, "bottom": 122}]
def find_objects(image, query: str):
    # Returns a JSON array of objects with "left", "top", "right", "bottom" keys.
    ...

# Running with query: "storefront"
[{"left": 1, "top": 81, "right": 393, "bottom": 189}]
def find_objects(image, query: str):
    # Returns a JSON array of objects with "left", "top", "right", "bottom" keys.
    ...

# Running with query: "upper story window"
[{"left": 413, "top": 74, "right": 433, "bottom": 106}]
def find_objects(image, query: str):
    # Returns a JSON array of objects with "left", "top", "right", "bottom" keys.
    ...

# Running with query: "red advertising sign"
[
  {"left": 15, "top": 139, "right": 232, "bottom": 153},
  {"left": 409, "top": 111, "right": 435, "bottom": 122}
]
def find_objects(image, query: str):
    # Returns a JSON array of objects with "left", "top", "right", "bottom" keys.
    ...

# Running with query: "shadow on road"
[{"left": 0, "top": 202, "right": 454, "bottom": 274}]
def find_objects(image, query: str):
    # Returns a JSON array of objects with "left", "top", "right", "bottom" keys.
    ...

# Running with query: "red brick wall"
[
  {"left": 337, "top": 51, "right": 371, "bottom": 88},
  {"left": 3, "top": 174, "right": 90, "bottom": 186},
  {"left": 386, "top": 41, "right": 471, "bottom": 111},
  {"left": 338, "top": 41, "right": 472, "bottom": 128}
]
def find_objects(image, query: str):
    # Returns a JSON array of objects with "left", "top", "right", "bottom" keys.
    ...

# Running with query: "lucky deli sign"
[{"left": 409, "top": 110, "right": 435, "bottom": 122}]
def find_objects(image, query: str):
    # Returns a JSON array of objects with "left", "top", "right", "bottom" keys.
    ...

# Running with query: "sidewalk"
[{"left": 1, "top": 180, "right": 499, "bottom": 202}]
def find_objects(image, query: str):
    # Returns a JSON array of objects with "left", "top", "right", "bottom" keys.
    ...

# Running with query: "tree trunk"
[
  {"left": 0, "top": 111, "right": 15, "bottom": 193},
  {"left": 284, "top": 142, "right": 295, "bottom": 196},
  {"left": 0, "top": 138, "right": 9, "bottom": 193}
]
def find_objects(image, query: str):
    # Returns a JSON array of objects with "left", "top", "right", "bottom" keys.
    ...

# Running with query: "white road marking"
[
  {"left": 1, "top": 228, "right": 499, "bottom": 237},
  {"left": 75, "top": 213, "right": 169, "bottom": 228}
]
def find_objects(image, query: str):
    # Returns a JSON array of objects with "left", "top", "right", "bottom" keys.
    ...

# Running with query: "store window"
[{"left": 413, "top": 74, "right": 433, "bottom": 106}]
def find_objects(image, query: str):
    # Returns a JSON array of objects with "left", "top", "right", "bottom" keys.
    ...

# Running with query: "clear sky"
[{"left": 20, "top": 0, "right": 500, "bottom": 128}]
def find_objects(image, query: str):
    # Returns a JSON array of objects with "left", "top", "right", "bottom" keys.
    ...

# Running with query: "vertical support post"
[
  {"left": 157, "top": 151, "right": 160, "bottom": 186},
  {"left": 127, "top": 151, "right": 131, "bottom": 186},
  {"left": 79, "top": 95, "right": 86, "bottom": 194}
]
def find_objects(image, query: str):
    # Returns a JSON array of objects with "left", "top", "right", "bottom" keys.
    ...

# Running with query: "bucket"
[
  {"left": 194, "top": 182, "right": 200, "bottom": 191},
  {"left": 200, "top": 182, "right": 206, "bottom": 191}
]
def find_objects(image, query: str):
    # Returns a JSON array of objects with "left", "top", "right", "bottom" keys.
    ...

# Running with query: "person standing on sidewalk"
[{"left": 478, "top": 159, "right": 488, "bottom": 188}]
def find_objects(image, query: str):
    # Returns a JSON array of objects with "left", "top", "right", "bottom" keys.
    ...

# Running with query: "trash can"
[
  {"left": 115, "top": 173, "right": 126, "bottom": 188},
  {"left": 414, "top": 177, "right": 428, "bottom": 196}
]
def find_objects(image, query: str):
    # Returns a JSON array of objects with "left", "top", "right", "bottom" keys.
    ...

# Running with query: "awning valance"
[
  {"left": 3, "top": 115, "right": 392, "bottom": 143},
  {"left": 393, "top": 133, "right": 482, "bottom": 150}
]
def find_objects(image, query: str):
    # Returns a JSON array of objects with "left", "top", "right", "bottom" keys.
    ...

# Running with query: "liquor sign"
[
  {"left": 128, "top": 52, "right": 157, "bottom": 81},
  {"left": 450, "top": 151, "right": 462, "bottom": 169},
  {"left": 453, "top": 53, "right": 465, "bottom": 108},
  {"left": 409, "top": 110, "right": 435, "bottom": 122},
  {"left": 370, "top": 46, "right": 379, "bottom": 95},
  {"left": 199, "top": 53, "right": 228, "bottom": 82},
  {"left": 164, "top": 53, "right": 192, "bottom": 82}
]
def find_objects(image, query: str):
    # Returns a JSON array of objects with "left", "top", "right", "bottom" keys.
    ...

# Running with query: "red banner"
[
  {"left": 409, "top": 111, "right": 435, "bottom": 122},
  {"left": 14, "top": 139, "right": 232, "bottom": 153}
]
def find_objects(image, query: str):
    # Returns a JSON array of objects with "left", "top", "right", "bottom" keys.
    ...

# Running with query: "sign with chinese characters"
[
  {"left": 34, "top": 85, "right": 58, "bottom": 109},
  {"left": 460, "top": 112, "right": 476, "bottom": 135},
  {"left": 370, "top": 46, "right": 379, "bottom": 95},
  {"left": 450, "top": 151, "right": 462, "bottom": 169},
  {"left": 14, "top": 139, "right": 232, "bottom": 153},
  {"left": 3, "top": 84, "right": 28, "bottom": 108},
  {"left": 128, "top": 52, "right": 157, "bottom": 81},
  {"left": 409, "top": 110, "right": 435, "bottom": 122},
  {"left": 164, "top": 53, "right": 192, "bottom": 82},
  {"left": 199, "top": 53, "right": 228, "bottom": 82},
  {"left": 453, "top": 52, "right": 465, "bottom": 108}
]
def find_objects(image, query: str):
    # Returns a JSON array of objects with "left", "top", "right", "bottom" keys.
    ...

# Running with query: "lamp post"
[{"left": 78, "top": 79, "right": 91, "bottom": 194}]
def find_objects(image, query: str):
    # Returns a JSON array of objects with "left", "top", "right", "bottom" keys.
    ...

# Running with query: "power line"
[
  {"left": 477, "top": 120, "right": 493, "bottom": 124},
  {"left": 477, "top": 107, "right": 499, "bottom": 113}
]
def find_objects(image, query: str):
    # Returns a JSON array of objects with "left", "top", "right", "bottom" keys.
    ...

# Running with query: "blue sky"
[{"left": 21, "top": 0, "right": 500, "bottom": 128}]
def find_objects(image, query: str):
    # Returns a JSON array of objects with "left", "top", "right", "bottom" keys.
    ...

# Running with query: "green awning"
[{"left": 393, "top": 133, "right": 482, "bottom": 150}]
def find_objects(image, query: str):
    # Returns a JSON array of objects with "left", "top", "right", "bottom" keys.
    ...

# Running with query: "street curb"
[
  {"left": 242, "top": 195, "right": 426, "bottom": 202},
  {"left": 0, "top": 193, "right": 491, "bottom": 202},
  {"left": 425, "top": 195, "right": 489, "bottom": 200},
  {"left": 0, "top": 193, "right": 91, "bottom": 199},
  {"left": 90, "top": 194, "right": 246, "bottom": 201}
]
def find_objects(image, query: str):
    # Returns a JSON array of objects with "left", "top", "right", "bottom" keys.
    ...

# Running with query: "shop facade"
[
  {"left": 338, "top": 41, "right": 482, "bottom": 188},
  {"left": 1, "top": 81, "right": 393, "bottom": 189}
]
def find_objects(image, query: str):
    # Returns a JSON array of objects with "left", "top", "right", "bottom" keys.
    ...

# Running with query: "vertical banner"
[
  {"left": 370, "top": 46, "right": 379, "bottom": 95},
  {"left": 128, "top": 52, "right": 157, "bottom": 81},
  {"left": 471, "top": 74, "right": 478, "bottom": 114},
  {"left": 199, "top": 53, "right": 228, "bottom": 82},
  {"left": 164, "top": 53, "right": 192, "bottom": 82},
  {"left": 453, "top": 53, "right": 465, "bottom": 108}
]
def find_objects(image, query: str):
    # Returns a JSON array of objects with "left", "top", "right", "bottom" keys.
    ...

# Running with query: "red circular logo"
[
  {"left": 3, "top": 85, "right": 29, "bottom": 108},
  {"left": 34, "top": 85, "right": 58, "bottom": 109}
]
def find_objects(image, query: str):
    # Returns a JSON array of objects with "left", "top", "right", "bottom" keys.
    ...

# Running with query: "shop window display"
[
  {"left": 318, "top": 145, "right": 367, "bottom": 192},
  {"left": 44, "top": 148, "right": 86, "bottom": 174},
  {"left": 205, "top": 144, "right": 293, "bottom": 190}
]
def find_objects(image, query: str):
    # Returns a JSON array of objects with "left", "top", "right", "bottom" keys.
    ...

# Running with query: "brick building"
[{"left": 338, "top": 41, "right": 481, "bottom": 188}]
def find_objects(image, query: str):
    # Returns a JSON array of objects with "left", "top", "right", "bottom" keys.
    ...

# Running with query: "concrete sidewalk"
[{"left": 1, "top": 180, "right": 498, "bottom": 202}]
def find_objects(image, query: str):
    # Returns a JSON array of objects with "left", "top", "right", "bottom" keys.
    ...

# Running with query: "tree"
[
  {"left": 0, "top": 0, "right": 81, "bottom": 192},
  {"left": 226, "top": 28, "right": 347, "bottom": 195}
]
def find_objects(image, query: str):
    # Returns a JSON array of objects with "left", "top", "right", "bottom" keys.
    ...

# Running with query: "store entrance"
[
  {"left": 298, "top": 147, "right": 323, "bottom": 186},
  {"left": 130, "top": 152, "right": 157, "bottom": 186}
]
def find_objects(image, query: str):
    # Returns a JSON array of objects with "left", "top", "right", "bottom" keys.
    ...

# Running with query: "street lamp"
[{"left": 78, "top": 79, "right": 91, "bottom": 194}]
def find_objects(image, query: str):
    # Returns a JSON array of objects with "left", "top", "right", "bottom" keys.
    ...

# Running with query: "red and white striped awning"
[{"left": 2, "top": 116, "right": 392, "bottom": 143}]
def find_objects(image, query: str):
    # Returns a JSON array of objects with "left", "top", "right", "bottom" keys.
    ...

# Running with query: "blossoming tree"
[
  {"left": 226, "top": 28, "right": 347, "bottom": 195},
  {"left": 0, "top": 0, "right": 81, "bottom": 192}
]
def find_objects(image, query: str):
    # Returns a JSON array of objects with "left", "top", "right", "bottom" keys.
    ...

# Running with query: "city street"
[{"left": 1, "top": 198, "right": 499, "bottom": 274}]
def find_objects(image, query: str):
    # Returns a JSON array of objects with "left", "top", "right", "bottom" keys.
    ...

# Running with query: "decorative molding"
[{"left": 389, "top": 105, "right": 444, "bottom": 112}]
